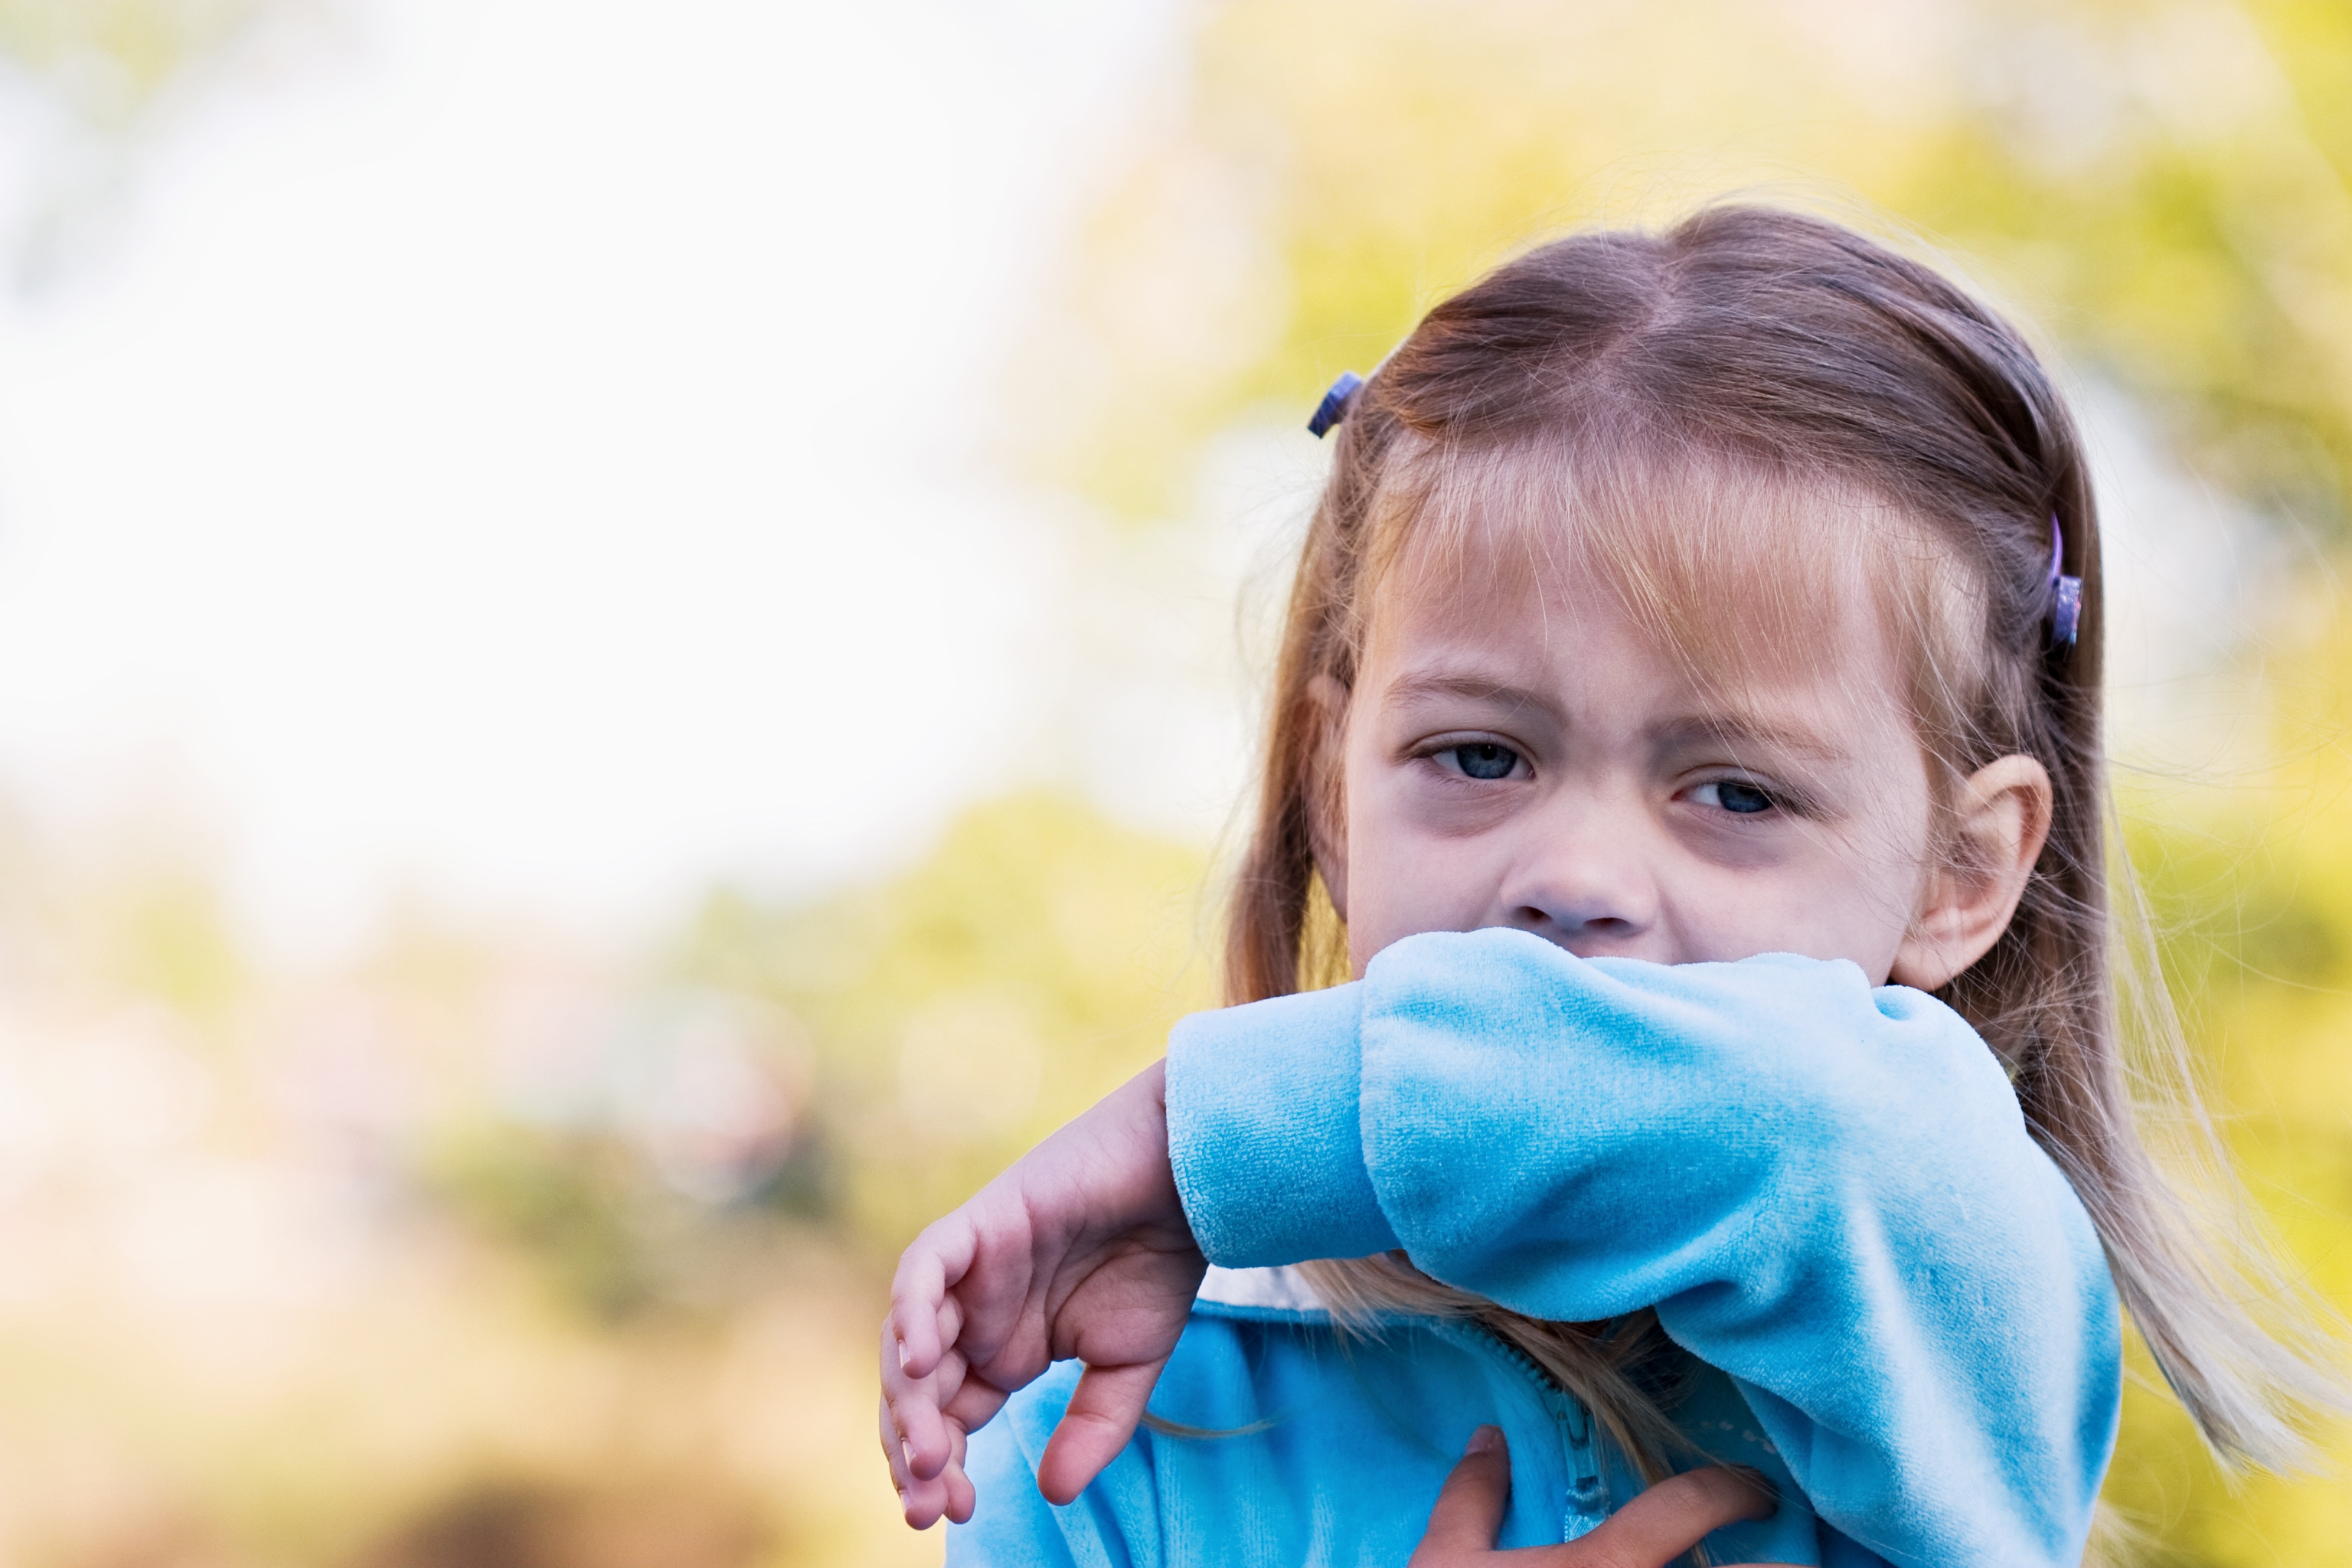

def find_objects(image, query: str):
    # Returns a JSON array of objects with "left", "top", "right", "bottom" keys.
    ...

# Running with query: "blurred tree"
[
  {"left": 96, "top": 860, "right": 246, "bottom": 1022},
  {"left": 668, "top": 792, "right": 1217, "bottom": 1256},
  {"left": 2091, "top": 597, "right": 2352, "bottom": 1562},
  {"left": 429, "top": 1125, "right": 678, "bottom": 1325}
]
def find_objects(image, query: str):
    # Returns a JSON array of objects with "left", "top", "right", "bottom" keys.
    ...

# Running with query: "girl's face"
[{"left": 1331, "top": 520, "right": 2047, "bottom": 987}]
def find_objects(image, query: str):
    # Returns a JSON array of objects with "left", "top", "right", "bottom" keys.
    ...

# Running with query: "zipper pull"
[{"left": 1550, "top": 1388, "right": 1609, "bottom": 1537}]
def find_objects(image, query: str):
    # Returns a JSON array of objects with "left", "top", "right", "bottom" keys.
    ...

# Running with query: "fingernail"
[
  {"left": 1465, "top": 1424, "right": 1502, "bottom": 1455},
  {"left": 897, "top": 1337, "right": 912, "bottom": 1372},
  {"left": 903, "top": 1440, "right": 917, "bottom": 1469}
]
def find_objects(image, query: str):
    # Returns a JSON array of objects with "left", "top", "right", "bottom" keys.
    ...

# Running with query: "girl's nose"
[{"left": 1498, "top": 802, "right": 1662, "bottom": 954}]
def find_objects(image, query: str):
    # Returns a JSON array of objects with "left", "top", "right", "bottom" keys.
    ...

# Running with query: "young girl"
[{"left": 878, "top": 207, "right": 2331, "bottom": 1566}]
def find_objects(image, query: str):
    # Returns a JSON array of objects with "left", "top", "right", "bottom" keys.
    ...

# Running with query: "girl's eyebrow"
[
  {"left": 1647, "top": 713, "right": 1851, "bottom": 766},
  {"left": 1379, "top": 671, "right": 1562, "bottom": 720}
]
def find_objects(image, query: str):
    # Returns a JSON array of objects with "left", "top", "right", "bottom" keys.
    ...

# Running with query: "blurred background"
[{"left": 0, "top": 0, "right": 2342, "bottom": 1563}]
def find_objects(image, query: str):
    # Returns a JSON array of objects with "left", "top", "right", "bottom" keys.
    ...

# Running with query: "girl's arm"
[{"left": 1170, "top": 926, "right": 2120, "bottom": 1568}]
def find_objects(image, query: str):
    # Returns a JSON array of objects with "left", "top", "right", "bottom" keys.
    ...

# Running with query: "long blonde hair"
[{"left": 1227, "top": 205, "right": 2338, "bottom": 1482}]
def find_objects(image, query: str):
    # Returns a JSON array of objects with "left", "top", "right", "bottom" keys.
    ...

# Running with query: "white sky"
[{"left": 0, "top": 0, "right": 1193, "bottom": 956}]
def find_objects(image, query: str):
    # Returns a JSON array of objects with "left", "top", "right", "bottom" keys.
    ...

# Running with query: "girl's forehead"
[{"left": 1364, "top": 448, "right": 1916, "bottom": 696}]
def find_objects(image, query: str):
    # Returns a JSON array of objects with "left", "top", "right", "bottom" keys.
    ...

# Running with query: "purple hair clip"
[
  {"left": 1307, "top": 371, "right": 1364, "bottom": 438},
  {"left": 2047, "top": 514, "right": 2082, "bottom": 648}
]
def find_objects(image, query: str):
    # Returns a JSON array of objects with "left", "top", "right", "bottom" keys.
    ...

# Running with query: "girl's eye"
[
  {"left": 1692, "top": 779, "right": 1776, "bottom": 815},
  {"left": 1441, "top": 743, "right": 1523, "bottom": 781}
]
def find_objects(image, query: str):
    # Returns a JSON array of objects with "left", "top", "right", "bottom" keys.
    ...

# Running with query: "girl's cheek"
[{"left": 1349, "top": 825, "right": 1492, "bottom": 952}]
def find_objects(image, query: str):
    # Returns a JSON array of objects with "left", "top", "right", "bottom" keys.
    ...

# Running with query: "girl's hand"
[
  {"left": 1413, "top": 1429, "right": 1792, "bottom": 1568},
  {"left": 880, "top": 1060, "right": 1207, "bottom": 1529}
]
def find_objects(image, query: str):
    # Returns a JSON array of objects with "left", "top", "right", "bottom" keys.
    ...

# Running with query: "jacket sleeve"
[{"left": 1165, "top": 926, "right": 2121, "bottom": 1568}]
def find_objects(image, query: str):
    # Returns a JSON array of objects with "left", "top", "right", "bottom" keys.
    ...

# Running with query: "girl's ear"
[
  {"left": 1304, "top": 673, "right": 1351, "bottom": 921},
  {"left": 1890, "top": 754, "right": 2054, "bottom": 992}
]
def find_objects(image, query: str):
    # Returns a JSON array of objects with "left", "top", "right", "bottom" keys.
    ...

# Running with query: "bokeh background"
[{"left": 0, "top": 0, "right": 2344, "bottom": 1563}]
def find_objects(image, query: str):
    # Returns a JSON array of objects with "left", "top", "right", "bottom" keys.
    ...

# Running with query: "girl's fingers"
[
  {"left": 917, "top": 1297, "right": 955, "bottom": 1391},
  {"left": 942, "top": 1422, "right": 977, "bottom": 1526},
  {"left": 906, "top": 1422, "right": 973, "bottom": 1530},
  {"left": 1036, "top": 1359, "right": 1171, "bottom": 1506},
  {"left": 898, "top": 1462, "right": 953, "bottom": 1530},
  {"left": 941, "top": 1354, "right": 1018, "bottom": 1435},
  {"left": 880, "top": 1394, "right": 942, "bottom": 1527},
  {"left": 1406, "top": 1439, "right": 1777, "bottom": 1568},
  {"left": 879, "top": 1393, "right": 911, "bottom": 1491},
  {"left": 890, "top": 1214, "right": 978, "bottom": 1379},
  {"left": 933, "top": 1292, "right": 965, "bottom": 1366},
  {"left": 880, "top": 1290, "right": 969, "bottom": 1442},
  {"left": 880, "top": 1318, "right": 959, "bottom": 1481},
  {"left": 1545, "top": 1466, "right": 1775, "bottom": 1567},
  {"left": 884, "top": 1403, "right": 972, "bottom": 1530},
  {"left": 1410, "top": 1426, "right": 1511, "bottom": 1563},
  {"left": 945, "top": 1213, "right": 1044, "bottom": 1374}
]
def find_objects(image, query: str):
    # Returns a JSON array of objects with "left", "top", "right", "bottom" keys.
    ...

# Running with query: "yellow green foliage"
[
  {"left": 669, "top": 792, "right": 1218, "bottom": 1254},
  {"left": 2091, "top": 601, "right": 2352, "bottom": 1561}
]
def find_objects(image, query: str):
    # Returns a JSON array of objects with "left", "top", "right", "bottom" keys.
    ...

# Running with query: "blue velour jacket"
[{"left": 948, "top": 929, "right": 2122, "bottom": 1568}]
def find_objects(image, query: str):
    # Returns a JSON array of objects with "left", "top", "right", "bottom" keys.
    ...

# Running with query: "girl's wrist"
[{"left": 1166, "top": 984, "right": 1396, "bottom": 1269}]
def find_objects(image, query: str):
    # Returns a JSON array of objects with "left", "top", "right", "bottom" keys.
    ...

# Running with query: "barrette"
[
  {"left": 1308, "top": 371, "right": 1364, "bottom": 439},
  {"left": 2048, "top": 514, "right": 2082, "bottom": 648}
]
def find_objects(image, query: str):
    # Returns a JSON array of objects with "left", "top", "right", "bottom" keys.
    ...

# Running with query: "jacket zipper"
[{"left": 1453, "top": 1323, "right": 1612, "bottom": 1543}]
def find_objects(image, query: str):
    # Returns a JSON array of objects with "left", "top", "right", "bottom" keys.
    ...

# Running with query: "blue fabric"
[
  {"left": 952, "top": 929, "right": 2121, "bottom": 1568},
  {"left": 954, "top": 1305, "right": 1852, "bottom": 1567}
]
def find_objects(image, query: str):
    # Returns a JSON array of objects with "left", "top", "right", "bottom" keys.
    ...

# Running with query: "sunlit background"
[{"left": 0, "top": 1, "right": 2343, "bottom": 1563}]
